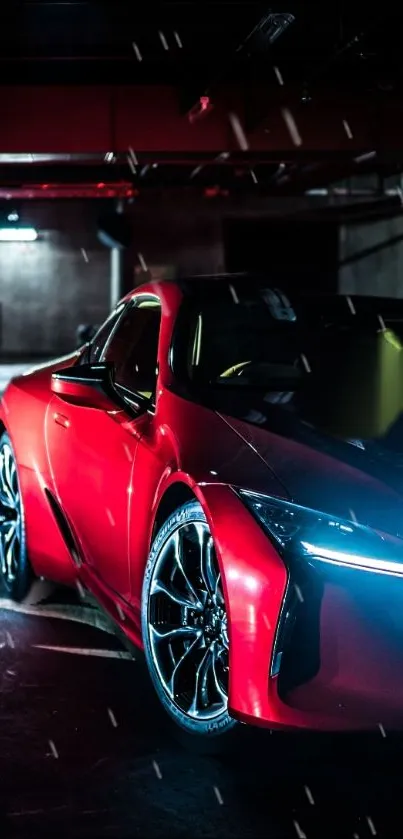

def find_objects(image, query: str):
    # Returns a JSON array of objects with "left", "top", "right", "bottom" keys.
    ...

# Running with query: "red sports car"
[{"left": 2, "top": 274, "right": 403, "bottom": 741}]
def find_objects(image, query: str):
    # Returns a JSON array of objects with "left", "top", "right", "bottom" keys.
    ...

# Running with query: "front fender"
[{"left": 193, "top": 483, "right": 288, "bottom": 723}]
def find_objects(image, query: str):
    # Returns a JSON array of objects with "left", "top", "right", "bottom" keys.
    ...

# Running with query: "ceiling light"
[{"left": 0, "top": 227, "right": 38, "bottom": 241}]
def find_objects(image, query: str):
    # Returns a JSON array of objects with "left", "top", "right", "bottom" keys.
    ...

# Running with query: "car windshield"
[{"left": 176, "top": 282, "right": 403, "bottom": 393}]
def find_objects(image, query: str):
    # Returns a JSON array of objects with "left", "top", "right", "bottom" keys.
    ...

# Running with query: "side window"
[
  {"left": 88, "top": 304, "right": 126, "bottom": 364},
  {"left": 101, "top": 298, "right": 161, "bottom": 399}
]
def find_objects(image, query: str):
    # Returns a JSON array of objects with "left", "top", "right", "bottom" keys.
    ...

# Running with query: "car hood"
[{"left": 213, "top": 390, "right": 403, "bottom": 537}]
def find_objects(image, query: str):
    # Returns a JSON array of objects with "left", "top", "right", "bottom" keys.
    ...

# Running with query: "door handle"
[{"left": 53, "top": 412, "right": 70, "bottom": 428}]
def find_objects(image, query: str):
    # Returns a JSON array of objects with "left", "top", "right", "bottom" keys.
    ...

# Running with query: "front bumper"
[{"left": 201, "top": 483, "right": 403, "bottom": 732}]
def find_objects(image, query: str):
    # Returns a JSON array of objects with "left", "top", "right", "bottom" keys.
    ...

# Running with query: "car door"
[{"left": 45, "top": 294, "right": 162, "bottom": 601}]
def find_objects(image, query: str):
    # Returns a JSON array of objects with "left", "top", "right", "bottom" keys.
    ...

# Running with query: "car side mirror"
[{"left": 51, "top": 363, "right": 118, "bottom": 411}]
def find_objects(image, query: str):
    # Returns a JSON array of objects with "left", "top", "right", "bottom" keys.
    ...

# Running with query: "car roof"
[{"left": 128, "top": 274, "right": 403, "bottom": 318}]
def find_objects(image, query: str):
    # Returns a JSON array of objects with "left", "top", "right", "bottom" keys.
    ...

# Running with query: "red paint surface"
[{"left": 3, "top": 282, "right": 403, "bottom": 731}]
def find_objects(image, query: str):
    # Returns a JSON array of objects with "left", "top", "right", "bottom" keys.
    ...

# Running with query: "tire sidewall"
[
  {"left": 141, "top": 500, "right": 236, "bottom": 739},
  {"left": 0, "top": 431, "right": 32, "bottom": 602}
]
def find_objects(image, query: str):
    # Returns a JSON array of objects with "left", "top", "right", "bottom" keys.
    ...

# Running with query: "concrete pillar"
[{"left": 109, "top": 199, "right": 125, "bottom": 310}]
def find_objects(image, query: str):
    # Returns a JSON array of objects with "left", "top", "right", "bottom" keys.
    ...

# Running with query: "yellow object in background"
[{"left": 316, "top": 328, "right": 403, "bottom": 440}]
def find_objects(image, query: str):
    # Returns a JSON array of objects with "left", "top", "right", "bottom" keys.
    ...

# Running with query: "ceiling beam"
[{"left": 1, "top": 84, "right": 403, "bottom": 155}]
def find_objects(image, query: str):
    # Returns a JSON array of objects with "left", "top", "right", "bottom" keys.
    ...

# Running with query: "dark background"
[{"left": 2, "top": 192, "right": 403, "bottom": 356}]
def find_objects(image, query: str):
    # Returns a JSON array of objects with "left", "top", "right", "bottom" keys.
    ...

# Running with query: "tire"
[
  {"left": 141, "top": 501, "right": 238, "bottom": 747},
  {"left": 0, "top": 431, "right": 33, "bottom": 601}
]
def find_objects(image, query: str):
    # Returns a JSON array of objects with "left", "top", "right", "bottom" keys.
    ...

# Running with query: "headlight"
[{"left": 238, "top": 490, "right": 403, "bottom": 576}]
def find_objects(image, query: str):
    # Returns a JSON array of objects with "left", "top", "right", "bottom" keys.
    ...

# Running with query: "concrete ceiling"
[
  {"left": 1, "top": 2, "right": 403, "bottom": 197},
  {"left": 1, "top": 1, "right": 402, "bottom": 91}
]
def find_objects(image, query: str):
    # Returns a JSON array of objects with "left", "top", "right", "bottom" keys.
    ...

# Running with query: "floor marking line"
[
  {"left": 33, "top": 644, "right": 134, "bottom": 660},
  {"left": 0, "top": 599, "right": 118, "bottom": 635}
]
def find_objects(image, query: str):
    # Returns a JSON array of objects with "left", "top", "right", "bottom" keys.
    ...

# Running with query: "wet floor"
[{"left": 0, "top": 581, "right": 402, "bottom": 839}]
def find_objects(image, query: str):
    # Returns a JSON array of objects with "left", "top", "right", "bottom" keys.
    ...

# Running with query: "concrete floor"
[{"left": 0, "top": 580, "right": 402, "bottom": 839}]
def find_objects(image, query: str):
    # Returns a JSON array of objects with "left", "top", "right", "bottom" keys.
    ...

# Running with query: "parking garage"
[{"left": 2, "top": 3, "right": 403, "bottom": 838}]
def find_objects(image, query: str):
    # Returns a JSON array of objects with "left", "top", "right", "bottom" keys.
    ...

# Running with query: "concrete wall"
[
  {"left": 0, "top": 202, "right": 110, "bottom": 357},
  {"left": 0, "top": 194, "right": 311, "bottom": 358},
  {"left": 3, "top": 190, "right": 402, "bottom": 358},
  {"left": 339, "top": 215, "right": 403, "bottom": 298}
]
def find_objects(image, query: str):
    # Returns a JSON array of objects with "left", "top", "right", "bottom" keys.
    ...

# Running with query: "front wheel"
[
  {"left": 0, "top": 432, "right": 33, "bottom": 601},
  {"left": 141, "top": 501, "right": 237, "bottom": 743}
]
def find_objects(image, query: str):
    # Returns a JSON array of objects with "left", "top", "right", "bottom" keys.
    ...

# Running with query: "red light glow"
[
  {"left": 204, "top": 186, "right": 220, "bottom": 198},
  {"left": 188, "top": 95, "right": 214, "bottom": 123}
]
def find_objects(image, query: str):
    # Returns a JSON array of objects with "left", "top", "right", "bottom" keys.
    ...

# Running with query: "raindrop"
[
  {"left": 228, "top": 113, "right": 249, "bottom": 150},
  {"left": 214, "top": 786, "right": 224, "bottom": 804},
  {"left": 153, "top": 760, "right": 162, "bottom": 778},
  {"left": 282, "top": 109, "right": 302, "bottom": 146},
  {"left": 107, "top": 708, "right": 118, "bottom": 728}
]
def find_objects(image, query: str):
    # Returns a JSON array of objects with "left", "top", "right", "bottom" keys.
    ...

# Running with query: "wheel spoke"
[
  {"left": 172, "top": 528, "right": 203, "bottom": 609},
  {"left": 188, "top": 645, "right": 214, "bottom": 714},
  {"left": 0, "top": 532, "right": 6, "bottom": 576},
  {"left": 0, "top": 442, "right": 22, "bottom": 585},
  {"left": 213, "top": 569, "right": 225, "bottom": 603},
  {"left": 168, "top": 632, "right": 202, "bottom": 696},
  {"left": 150, "top": 624, "right": 201, "bottom": 643},
  {"left": 0, "top": 523, "right": 17, "bottom": 579},
  {"left": 0, "top": 448, "right": 16, "bottom": 508},
  {"left": 0, "top": 477, "right": 13, "bottom": 509},
  {"left": 5, "top": 522, "right": 17, "bottom": 547},
  {"left": 5, "top": 532, "right": 18, "bottom": 578},
  {"left": 0, "top": 494, "right": 13, "bottom": 512},
  {"left": 0, "top": 518, "right": 14, "bottom": 530},
  {"left": 4, "top": 447, "right": 15, "bottom": 496},
  {"left": 150, "top": 579, "right": 202, "bottom": 611}
]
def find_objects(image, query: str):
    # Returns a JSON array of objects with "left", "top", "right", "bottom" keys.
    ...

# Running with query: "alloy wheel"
[
  {"left": 148, "top": 520, "right": 229, "bottom": 722},
  {"left": 0, "top": 441, "right": 23, "bottom": 586}
]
